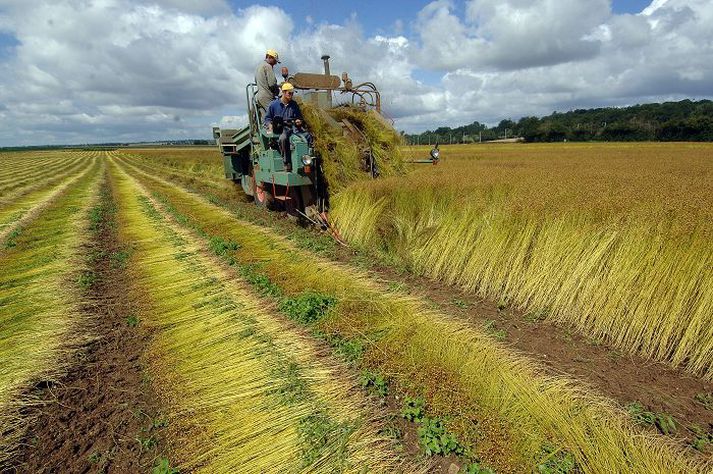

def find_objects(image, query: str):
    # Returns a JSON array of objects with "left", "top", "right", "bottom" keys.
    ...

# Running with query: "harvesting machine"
[{"left": 212, "top": 55, "right": 439, "bottom": 227}]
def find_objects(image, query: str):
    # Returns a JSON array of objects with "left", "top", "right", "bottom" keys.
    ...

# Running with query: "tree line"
[{"left": 403, "top": 99, "right": 713, "bottom": 144}]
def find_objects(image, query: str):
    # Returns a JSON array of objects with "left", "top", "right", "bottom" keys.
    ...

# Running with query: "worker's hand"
[
  {"left": 295, "top": 119, "right": 303, "bottom": 128},
  {"left": 266, "top": 123, "right": 273, "bottom": 133}
]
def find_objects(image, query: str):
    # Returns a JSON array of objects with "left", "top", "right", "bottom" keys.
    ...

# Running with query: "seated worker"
[{"left": 263, "top": 82, "right": 311, "bottom": 172}]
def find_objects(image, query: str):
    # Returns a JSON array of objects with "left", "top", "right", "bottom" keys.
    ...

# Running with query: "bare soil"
[{"left": 7, "top": 180, "right": 166, "bottom": 473}]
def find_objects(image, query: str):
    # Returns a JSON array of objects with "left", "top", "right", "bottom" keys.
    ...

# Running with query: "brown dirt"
[{"left": 7, "top": 179, "right": 166, "bottom": 473}]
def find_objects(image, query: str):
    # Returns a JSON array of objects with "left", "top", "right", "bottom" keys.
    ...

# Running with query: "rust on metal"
[{"left": 291, "top": 73, "right": 342, "bottom": 90}]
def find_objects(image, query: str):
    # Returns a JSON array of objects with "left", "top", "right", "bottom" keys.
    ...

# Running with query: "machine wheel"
[{"left": 254, "top": 182, "right": 274, "bottom": 209}]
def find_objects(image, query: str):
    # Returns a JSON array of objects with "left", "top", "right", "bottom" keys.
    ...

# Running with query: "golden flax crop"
[
  {"left": 109, "top": 158, "right": 408, "bottom": 473},
  {"left": 0, "top": 153, "right": 102, "bottom": 466},
  {"left": 114, "top": 150, "right": 708, "bottom": 473},
  {"left": 331, "top": 142, "right": 713, "bottom": 379}
]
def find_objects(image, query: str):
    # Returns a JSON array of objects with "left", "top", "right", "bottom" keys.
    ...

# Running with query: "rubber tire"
[{"left": 254, "top": 184, "right": 272, "bottom": 208}]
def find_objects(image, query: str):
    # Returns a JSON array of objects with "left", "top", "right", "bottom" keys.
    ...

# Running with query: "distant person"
[
  {"left": 264, "top": 83, "right": 311, "bottom": 172},
  {"left": 255, "top": 49, "right": 280, "bottom": 113}
]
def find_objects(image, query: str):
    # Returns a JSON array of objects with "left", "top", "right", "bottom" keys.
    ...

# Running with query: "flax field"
[{"left": 1, "top": 144, "right": 712, "bottom": 473}]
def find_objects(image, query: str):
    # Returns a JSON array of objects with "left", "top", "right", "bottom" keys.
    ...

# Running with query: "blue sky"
[
  {"left": 0, "top": 0, "right": 711, "bottom": 146},
  {"left": 225, "top": 0, "right": 654, "bottom": 36}
]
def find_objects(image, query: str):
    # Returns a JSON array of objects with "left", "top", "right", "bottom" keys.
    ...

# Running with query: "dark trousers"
[{"left": 279, "top": 127, "right": 312, "bottom": 168}]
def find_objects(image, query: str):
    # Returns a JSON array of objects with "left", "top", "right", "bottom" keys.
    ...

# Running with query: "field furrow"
[
  {"left": 0, "top": 156, "right": 103, "bottom": 466},
  {"left": 114, "top": 153, "right": 708, "bottom": 473},
  {"left": 109, "top": 158, "right": 411, "bottom": 473}
]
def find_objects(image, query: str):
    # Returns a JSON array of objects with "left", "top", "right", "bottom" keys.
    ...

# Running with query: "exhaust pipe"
[{"left": 321, "top": 55, "right": 333, "bottom": 107}]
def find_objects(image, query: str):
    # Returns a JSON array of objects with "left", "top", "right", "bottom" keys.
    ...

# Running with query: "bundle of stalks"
[{"left": 299, "top": 101, "right": 405, "bottom": 194}]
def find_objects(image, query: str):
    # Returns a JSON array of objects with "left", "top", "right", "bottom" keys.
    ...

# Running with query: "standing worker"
[{"left": 255, "top": 49, "right": 280, "bottom": 114}]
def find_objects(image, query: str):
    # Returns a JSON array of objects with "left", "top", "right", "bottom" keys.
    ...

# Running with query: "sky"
[{"left": 0, "top": 0, "right": 711, "bottom": 146}]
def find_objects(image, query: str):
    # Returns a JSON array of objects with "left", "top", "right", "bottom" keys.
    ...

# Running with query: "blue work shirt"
[{"left": 263, "top": 98, "right": 303, "bottom": 128}]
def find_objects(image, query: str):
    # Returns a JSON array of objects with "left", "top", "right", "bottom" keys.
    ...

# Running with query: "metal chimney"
[
  {"left": 321, "top": 55, "right": 331, "bottom": 76},
  {"left": 321, "top": 55, "right": 332, "bottom": 107}
]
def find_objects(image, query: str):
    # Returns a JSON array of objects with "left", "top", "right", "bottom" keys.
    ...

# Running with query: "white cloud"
[{"left": 0, "top": 0, "right": 711, "bottom": 144}]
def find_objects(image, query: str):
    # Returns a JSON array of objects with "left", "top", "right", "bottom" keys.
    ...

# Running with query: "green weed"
[
  {"left": 694, "top": 392, "right": 713, "bottom": 411},
  {"left": 298, "top": 411, "right": 355, "bottom": 468},
  {"left": 360, "top": 369, "right": 389, "bottom": 397},
  {"left": 208, "top": 235, "right": 240, "bottom": 257},
  {"left": 136, "top": 434, "right": 158, "bottom": 452},
  {"left": 110, "top": 249, "right": 131, "bottom": 268},
  {"left": 387, "top": 281, "right": 408, "bottom": 293},
  {"left": 152, "top": 457, "right": 179, "bottom": 474},
  {"left": 77, "top": 270, "right": 97, "bottom": 289},
  {"left": 337, "top": 339, "right": 364, "bottom": 363},
  {"left": 452, "top": 298, "right": 470, "bottom": 309},
  {"left": 279, "top": 292, "right": 336, "bottom": 325},
  {"left": 126, "top": 314, "right": 139, "bottom": 327},
  {"left": 4, "top": 227, "right": 22, "bottom": 249},
  {"left": 690, "top": 425, "right": 713, "bottom": 452},
  {"left": 152, "top": 416, "right": 169, "bottom": 429},
  {"left": 483, "top": 320, "right": 507, "bottom": 341},
  {"left": 270, "top": 359, "right": 309, "bottom": 405},
  {"left": 417, "top": 417, "right": 465, "bottom": 456},
  {"left": 537, "top": 443, "right": 576, "bottom": 473},
  {"left": 626, "top": 402, "right": 676, "bottom": 435},
  {"left": 400, "top": 396, "right": 425, "bottom": 423},
  {"left": 238, "top": 264, "right": 282, "bottom": 297}
]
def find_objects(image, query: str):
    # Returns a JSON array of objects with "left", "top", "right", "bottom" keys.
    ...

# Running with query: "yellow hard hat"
[
  {"left": 281, "top": 82, "right": 294, "bottom": 92},
  {"left": 266, "top": 49, "right": 280, "bottom": 62}
]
